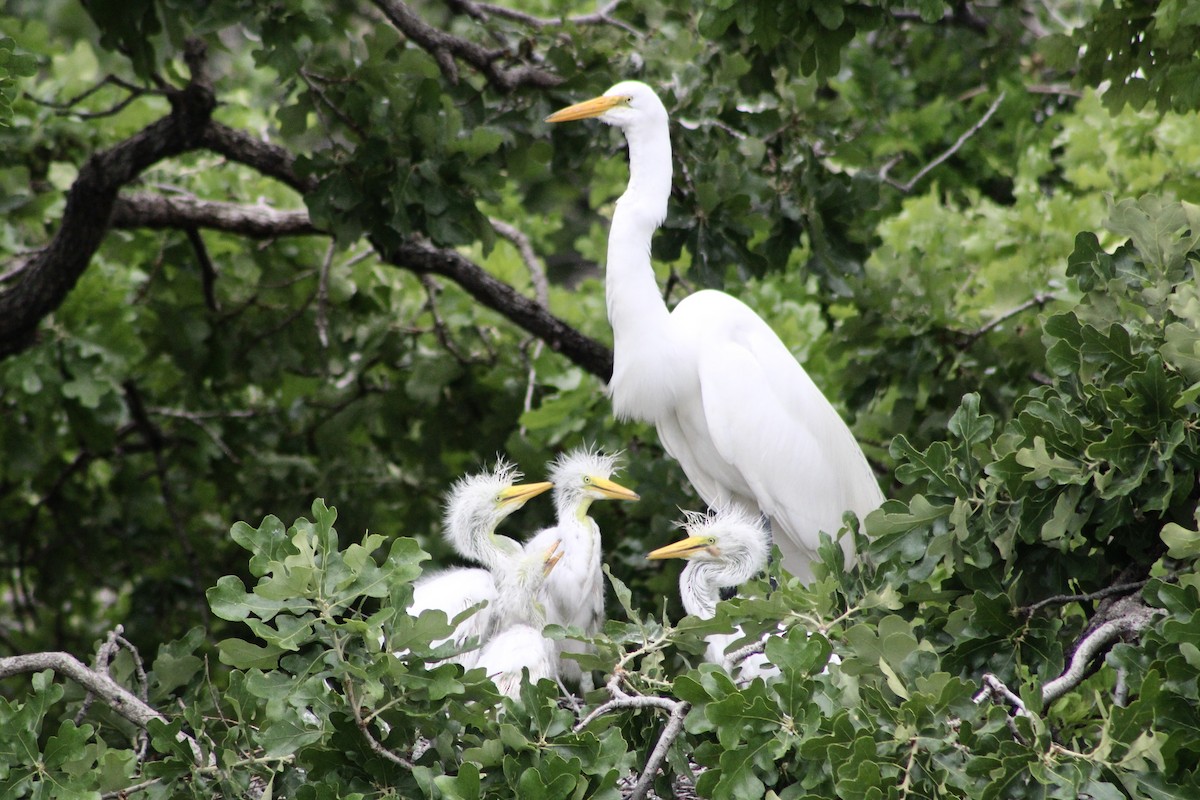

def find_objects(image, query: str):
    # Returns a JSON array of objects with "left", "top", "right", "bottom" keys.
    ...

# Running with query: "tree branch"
[
  {"left": 5, "top": 49, "right": 611, "bottom": 380},
  {"left": 0, "top": 40, "right": 216, "bottom": 358},
  {"left": 0, "top": 651, "right": 209, "bottom": 766},
  {"left": 370, "top": 0, "right": 562, "bottom": 91},
  {"left": 447, "top": 0, "right": 641, "bottom": 36},
  {"left": 1041, "top": 595, "right": 1162, "bottom": 707},
  {"left": 577, "top": 670, "right": 691, "bottom": 800},
  {"left": 111, "top": 190, "right": 614, "bottom": 380},
  {"left": 882, "top": 91, "right": 1006, "bottom": 193},
  {"left": 112, "top": 192, "right": 318, "bottom": 239},
  {"left": 381, "top": 237, "right": 613, "bottom": 380}
]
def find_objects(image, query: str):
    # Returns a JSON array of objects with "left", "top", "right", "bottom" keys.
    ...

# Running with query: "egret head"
[
  {"left": 647, "top": 505, "right": 770, "bottom": 584},
  {"left": 443, "top": 459, "right": 553, "bottom": 541},
  {"left": 545, "top": 80, "right": 668, "bottom": 132},
  {"left": 548, "top": 446, "right": 640, "bottom": 517}
]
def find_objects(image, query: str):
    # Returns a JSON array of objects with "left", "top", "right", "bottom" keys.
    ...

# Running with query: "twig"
[
  {"left": 1020, "top": 579, "right": 1151, "bottom": 617},
  {"left": 299, "top": 69, "right": 368, "bottom": 141},
  {"left": 960, "top": 292, "right": 1055, "bottom": 346},
  {"left": 184, "top": 227, "right": 221, "bottom": 313},
  {"left": 489, "top": 218, "right": 549, "bottom": 308},
  {"left": 576, "top": 672, "right": 680, "bottom": 730},
  {"left": 419, "top": 275, "right": 472, "bottom": 365},
  {"left": 101, "top": 777, "right": 162, "bottom": 799},
  {"left": 343, "top": 680, "right": 414, "bottom": 769},
  {"left": 316, "top": 240, "right": 337, "bottom": 348},
  {"left": 490, "top": 217, "right": 550, "bottom": 435},
  {"left": 122, "top": 381, "right": 209, "bottom": 627},
  {"left": 369, "top": 0, "right": 562, "bottom": 91},
  {"left": 576, "top": 669, "right": 692, "bottom": 800},
  {"left": 30, "top": 74, "right": 165, "bottom": 119},
  {"left": 76, "top": 625, "right": 150, "bottom": 759},
  {"left": 972, "top": 672, "right": 1031, "bottom": 743},
  {"left": 883, "top": 91, "right": 1006, "bottom": 193}
]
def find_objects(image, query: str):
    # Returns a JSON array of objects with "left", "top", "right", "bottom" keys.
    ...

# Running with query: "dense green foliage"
[{"left": 2, "top": 0, "right": 1200, "bottom": 796}]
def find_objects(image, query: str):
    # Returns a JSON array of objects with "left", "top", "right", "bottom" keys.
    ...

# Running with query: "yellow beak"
[
  {"left": 646, "top": 535, "right": 710, "bottom": 560},
  {"left": 498, "top": 481, "right": 554, "bottom": 507},
  {"left": 589, "top": 475, "right": 640, "bottom": 502},
  {"left": 545, "top": 94, "right": 629, "bottom": 123},
  {"left": 542, "top": 539, "right": 565, "bottom": 576}
]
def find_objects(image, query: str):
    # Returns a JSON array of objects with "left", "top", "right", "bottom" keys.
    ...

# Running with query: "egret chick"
[
  {"left": 547, "top": 82, "right": 883, "bottom": 582},
  {"left": 648, "top": 505, "right": 780, "bottom": 683},
  {"left": 522, "top": 447, "right": 640, "bottom": 690},
  {"left": 475, "top": 540, "right": 565, "bottom": 699},
  {"left": 406, "top": 461, "right": 552, "bottom": 667}
]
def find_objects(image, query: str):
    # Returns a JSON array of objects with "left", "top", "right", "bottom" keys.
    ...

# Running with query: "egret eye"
[{"left": 582, "top": 476, "right": 592, "bottom": 485}]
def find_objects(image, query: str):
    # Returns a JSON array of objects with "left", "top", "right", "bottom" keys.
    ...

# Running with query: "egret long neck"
[
  {"left": 679, "top": 563, "right": 720, "bottom": 620},
  {"left": 606, "top": 120, "right": 673, "bottom": 351}
]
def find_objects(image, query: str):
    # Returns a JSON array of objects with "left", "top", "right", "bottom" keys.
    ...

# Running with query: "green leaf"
[
  {"left": 217, "top": 637, "right": 285, "bottom": 669},
  {"left": 948, "top": 392, "right": 995, "bottom": 447},
  {"left": 1161, "top": 522, "right": 1200, "bottom": 559}
]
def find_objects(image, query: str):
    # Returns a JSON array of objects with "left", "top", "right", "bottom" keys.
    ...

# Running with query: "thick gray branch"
[
  {"left": 0, "top": 54, "right": 215, "bottom": 358},
  {"left": 199, "top": 122, "right": 317, "bottom": 194},
  {"left": 0, "top": 652, "right": 208, "bottom": 766},
  {"left": 1041, "top": 597, "right": 1162, "bottom": 707},
  {"left": 113, "top": 193, "right": 318, "bottom": 238}
]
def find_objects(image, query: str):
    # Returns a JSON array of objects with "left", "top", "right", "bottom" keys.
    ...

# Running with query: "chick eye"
[{"left": 582, "top": 476, "right": 593, "bottom": 484}]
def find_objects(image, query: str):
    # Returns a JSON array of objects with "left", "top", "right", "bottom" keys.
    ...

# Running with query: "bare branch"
[
  {"left": 370, "top": 0, "right": 562, "bottom": 91},
  {"left": 883, "top": 91, "right": 1006, "bottom": 193},
  {"left": 1041, "top": 596, "right": 1162, "bottom": 707},
  {"left": 383, "top": 237, "right": 613, "bottom": 380},
  {"left": 630, "top": 699, "right": 690, "bottom": 800},
  {"left": 316, "top": 240, "right": 337, "bottom": 348},
  {"left": 490, "top": 218, "right": 550, "bottom": 308},
  {"left": 0, "top": 43, "right": 217, "bottom": 358},
  {"left": 1020, "top": 578, "right": 1152, "bottom": 617},
  {"left": 185, "top": 227, "right": 222, "bottom": 312},
  {"left": 199, "top": 122, "right": 317, "bottom": 194},
  {"left": 112, "top": 192, "right": 318, "bottom": 239},
  {"left": 959, "top": 292, "right": 1055, "bottom": 346},
  {"left": 0, "top": 651, "right": 209, "bottom": 766},
  {"left": 343, "top": 679, "right": 414, "bottom": 769},
  {"left": 576, "top": 670, "right": 691, "bottom": 800},
  {"left": 972, "top": 672, "right": 1031, "bottom": 743},
  {"left": 449, "top": 0, "right": 641, "bottom": 36}
]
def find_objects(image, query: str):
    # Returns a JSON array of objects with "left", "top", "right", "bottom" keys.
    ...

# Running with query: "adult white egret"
[
  {"left": 474, "top": 539, "right": 565, "bottom": 698},
  {"left": 647, "top": 505, "right": 779, "bottom": 682},
  {"left": 547, "top": 82, "right": 884, "bottom": 582},
  {"left": 406, "top": 461, "right": 552, "bottom": 667},
  {"left": 521, "top": 447, "right": 640, "bottom": 689}
]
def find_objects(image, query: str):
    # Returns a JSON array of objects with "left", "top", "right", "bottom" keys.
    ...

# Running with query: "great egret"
[
  {"left": 406, "top": 461, "right": 552, "bottom": 667},
  {"left": 475, "top": 539, "right": 565, "bottom": 698},
  {"left": 647, "top": 505, "right": 779, "bottom": 682},
  {"left": 521, "top": 447, "right": 640, "bottom": 690},
  {"left": 547, "top": 82, "right": 884, "bottom": 582}
]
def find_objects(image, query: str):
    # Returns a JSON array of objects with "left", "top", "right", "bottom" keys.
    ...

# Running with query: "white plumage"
[
  {"left": 405, "top": 460, "right": 551, "bottom": 667},
  {"left": 474, "top": 541, "right": 564, "bottom": 698},
  {"left": 648, "top": 505, "right": 778, "bottom": 682},
  {"left": 547, "top": 82, "right": 884, "bottom": 582},
  {"left": 521, "top": 447, "right": 640, "bottom": 690}
]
